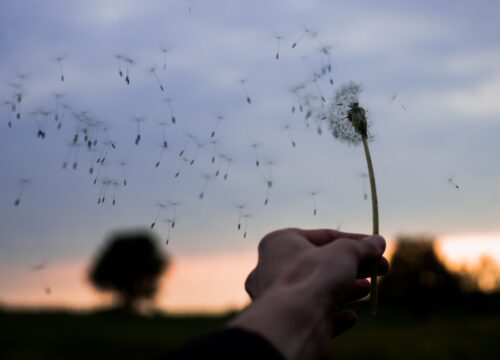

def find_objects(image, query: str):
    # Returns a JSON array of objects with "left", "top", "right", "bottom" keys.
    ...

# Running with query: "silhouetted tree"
[
  {"left": 89, "top": 229, "right": 169, "bottom": 311},
  {"left": 380, "top": 236, "right": 462, "bottom": 317}
]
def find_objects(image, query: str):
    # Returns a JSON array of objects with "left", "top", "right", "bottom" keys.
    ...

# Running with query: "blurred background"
[{"left": 0, "top": 0, "right": 499, "bottom": 359}]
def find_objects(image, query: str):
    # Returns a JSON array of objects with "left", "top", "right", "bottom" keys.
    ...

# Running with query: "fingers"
[
  {"left": 357, "top": 256, "right": 389, "bottom": 278},
  {"left": 346, "top": 279, "right": 370, "bottom": 303},
  {"left": 292, "top": 228, "right": 370, "bottom": 246},
  {"left": 330, "top": 310, "right": 357, "bottom": 338},
  {"left": 325, "top": 235, "right": 386, "bottom": 266},
  {"left": 245, "top": 269, "right": 256, "bottom": 300}
]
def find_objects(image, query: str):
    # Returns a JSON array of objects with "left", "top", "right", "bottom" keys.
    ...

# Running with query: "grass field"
[{"left": 1, "top": 306, "right": 499, "bottom": 360}]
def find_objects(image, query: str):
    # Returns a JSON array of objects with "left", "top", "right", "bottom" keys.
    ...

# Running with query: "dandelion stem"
[{"left": 362, "top": 135, "right": 379, "bottom": 316}]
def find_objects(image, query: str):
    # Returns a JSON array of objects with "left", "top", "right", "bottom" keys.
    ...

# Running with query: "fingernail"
[{"left": 363, "top": 235, "right": 385, "bottom": 255}]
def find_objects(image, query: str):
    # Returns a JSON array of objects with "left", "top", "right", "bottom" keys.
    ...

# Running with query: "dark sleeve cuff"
[{"left": 165, "top": 326, "right": 285, "bottom": 360}]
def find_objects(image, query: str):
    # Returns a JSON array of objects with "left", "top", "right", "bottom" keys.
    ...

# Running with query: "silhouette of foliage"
[
  {"left": 89, "top": 230, "right": 169, "bottom": 311},
  {"left": 380, "top": 236, "right": 462, "bottom": 316}
]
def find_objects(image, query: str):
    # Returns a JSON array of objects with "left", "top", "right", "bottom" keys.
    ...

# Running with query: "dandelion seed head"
[{"left": 321, "top": 81, "right": 373, "bottom": 145}]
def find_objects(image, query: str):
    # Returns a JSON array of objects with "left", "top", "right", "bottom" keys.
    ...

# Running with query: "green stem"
[{"left": 361, "top": 136, "right": 379, "bottom": 316}]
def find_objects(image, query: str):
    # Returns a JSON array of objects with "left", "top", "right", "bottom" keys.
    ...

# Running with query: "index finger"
[{"left": 293, "top": 228, "right": 370, "bottom": 246}]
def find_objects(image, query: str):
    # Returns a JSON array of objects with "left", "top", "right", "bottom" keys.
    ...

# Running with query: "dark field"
[{"left": 1, "top": 306, "right": 499, "bottom": 360}]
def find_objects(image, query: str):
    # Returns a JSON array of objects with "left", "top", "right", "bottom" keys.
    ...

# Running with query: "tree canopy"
[{"left": 88, "top": 229, "right": 169, "bottom": 310}]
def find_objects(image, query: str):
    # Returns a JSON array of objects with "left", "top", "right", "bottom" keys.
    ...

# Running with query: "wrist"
[{"left": 231, "top": 284, "right": 331, "bottom": 360}]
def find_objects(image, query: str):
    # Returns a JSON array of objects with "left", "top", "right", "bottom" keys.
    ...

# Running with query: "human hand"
[{"left": 232, "top": 228, "right": 388, "bottom": 360}]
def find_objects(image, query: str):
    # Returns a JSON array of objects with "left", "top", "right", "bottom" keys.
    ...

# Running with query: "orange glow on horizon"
[{"left": 1, "top": 232, "right": 499, "bottom": 313}]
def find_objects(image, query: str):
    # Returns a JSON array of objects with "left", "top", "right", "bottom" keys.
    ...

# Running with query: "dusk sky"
[{"left": 1, "top": 0, "right": 500, "bottom": 312}]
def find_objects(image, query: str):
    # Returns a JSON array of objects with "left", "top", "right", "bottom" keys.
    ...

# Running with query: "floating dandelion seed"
[
  {"left": 148, "top": 66, "right": 165, "bottom": 92},
  {"left": 239, "top": 78, "right": 252, "bottom": 104},
  {"left": 32, "top": 108, "right": 51, "bottom": 139},
  {"left": 236, "top": 203, "right": 246, "bottom": 230},
  {"left": 291, "top": 27, "right": 310, "bottom": 49},
  {"left": 174, "top": 156, "right": 190, "bottom": 178},
  {"left": 52, "top": 93, "right": 63, "bottom": 123},
  {"left": 242, "top": 213, "right": 251, "bottom": 238},
  {"left": 150, "top": 202, "right": 167, "bottom": 228},
  {"left": 251, "top": 143, "right": 260, "bottom": 167},
  {"left": 164, "top": 218, "right": 174, "bottom": 245},
  {"left": 161, "top": 48, "right": 169, "bottom": 71},
  {"left": 155, "top": 122, "right": 169, "bottom": 168},
  {"left": 2, "top": 100, "right": 14, "bottom": 128},
  {"left": 214, "top": 153, "right": 224, "bottom": 177},
  {"left": 290, "top": 84, "right": 306, "bottom": 114},
  {"left": 97, "top": 178, "right": 117, "bottom": 205},
  {"left": 198, "top": 173, "right": 211, "bottom": 200},
  {"left": 318, "top": 45, "right": 334, "bottom": 85},
  {"left": 55, "top": 56, "right": 65, "bottom": 82},
  {"left": 122, "top": 55, "right": 135, "bottom": 85},
  {"left": 320, "top": 81, "right": 380, "bottom": 315},
  {"left": 119, "top": 161, "right": 128, "bottom": 186},
  {"left": 185, "top": 0, "right": 194, "bottom": 13},
  {"left": 447, "top": 175, "right": 460, "bottom": 190},
  {"left": 389, "top": 92, "right": 407, "bottom": 111},
  {"left": 189, "top": 140, "right": 204, "bottom": 166},
  {"left": 309, "top": 190, "right": 320, "bottom": 215},
  {"left": 273, "top": 34, "right": 284, "bottom": 60},
  {"left": 282, "top": 123, "right": 297, "bottom": 148},
  {"left": 209, "top": 139, "right": 218, "bottom": 163},
  {"left": 87, "top": 148, "right": 99, "bottom": 175},
  {"left": 62, "top": 140, "right": 82, "bottom": 170},
  {"left": 222, "top": 155, "right": 233, "bottom": 180},
  {"left": 263, "top": 176, "right": 274, "bottom": 206},
  {"left": 110, "top": 180, "right": 120, "bottom": 205},
  {"left": 32, "top": 263, "right": 52, "bottom": 295},
  {"left": 164, "top": 98, "right": 177, "bottom": 124},
  {"left": 14, "top": 178, "right": 31, "bottom": 206},
  {"left": 178, "top": 132, "right": 195, "bottom": 157},
  {"left": 168, "top": 201, "right": 179, "bottom": 228},
  {"left": 210, "top": 115, "right": 224, "bottom": 138},
  {"left": 93, "top": 160, "right": 108, "bottom": 185},
  {"left": 131, "top": 115, "right": 146, "bottom": 145},
  {"left": 115, "top": 54, "right": 124, "bottom": 77},
  {"left": 312, "top": 72, "right": 326, "bottom": 103},
  {"left": 95, "top": 140, "right": 114, "bottom": 165}
]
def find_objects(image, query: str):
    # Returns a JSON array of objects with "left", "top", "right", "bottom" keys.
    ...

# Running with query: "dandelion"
[
  {"left": 131, "top": 115, "right": 146, "bottom": 145},
  {"left": 309, "top": 190, "right": 320, "bottom": 215},
  {"left": 148, "top": 66, "right": 165, "bottom": 92},
  {"left": 32, "top": 263, "right": 52, "bottom": 295},
  {"left": 236, "top": 203, "right": 246, "bottom": 230},
  {"left": 164, "top": 98, "right": 177, "bottom": 124},
  {"left": 55, "top": 56, "right": 66, "bottom": 82},
  {"left": 222, "top": 155, "right": 233, "bottom": 180},
  {"left": 321, "top": 81, "right": 380, "bottom": 315},
  {"left": 239, "top": 78, "right": 252, "bottom": 104},
  {"left": 242, "top": 213, "right": 251, "bottom": 238},
  {"left": 150, "top": 202, "right": 168, "bottom": 229},
  {"left": 168, "top": 201, "right": 179, "bottom": 228},
  {"left": 14, "top": 178, "right": 31, "bottom": 206},
  {"left": 155, "top": 122, "right": 169, "bottom": 168},
  {"left": 448, "top": 175, "right": 460, "bottom": 190},
  {"left": 389, "top": 92, "right": 407, "bottom": 111},
  {"left": 119, "top": 161, "right": 129, "bottom": 186},
  {"left": 161, "top": 48, "right": 169, "bottom": 71},
  {"left": 198, "top": 173, "right": 211, "bottom": 199},
  {"left": 273, "top": 34, "right": 284, "bottom": 60},
  {"left": 282, "top": 123, "right": 297, "bottom": 148},
  {"left": 251, "top": 142, "right": 260, "bottom": 167},
  {"left": 164, "top": 218, "right": 174, "bottom": 245},
  {"left": 174, "top": 156, "right": 190, "bottom": 178},
  {"left": 210, "top": 115, "right": 224, "bottom": 138},
  {"left": 62, "top": 140, "right": 82, "bottom": 170},
  {"left": 291, "top": 27, "right": 310, "bottom": 49}
]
